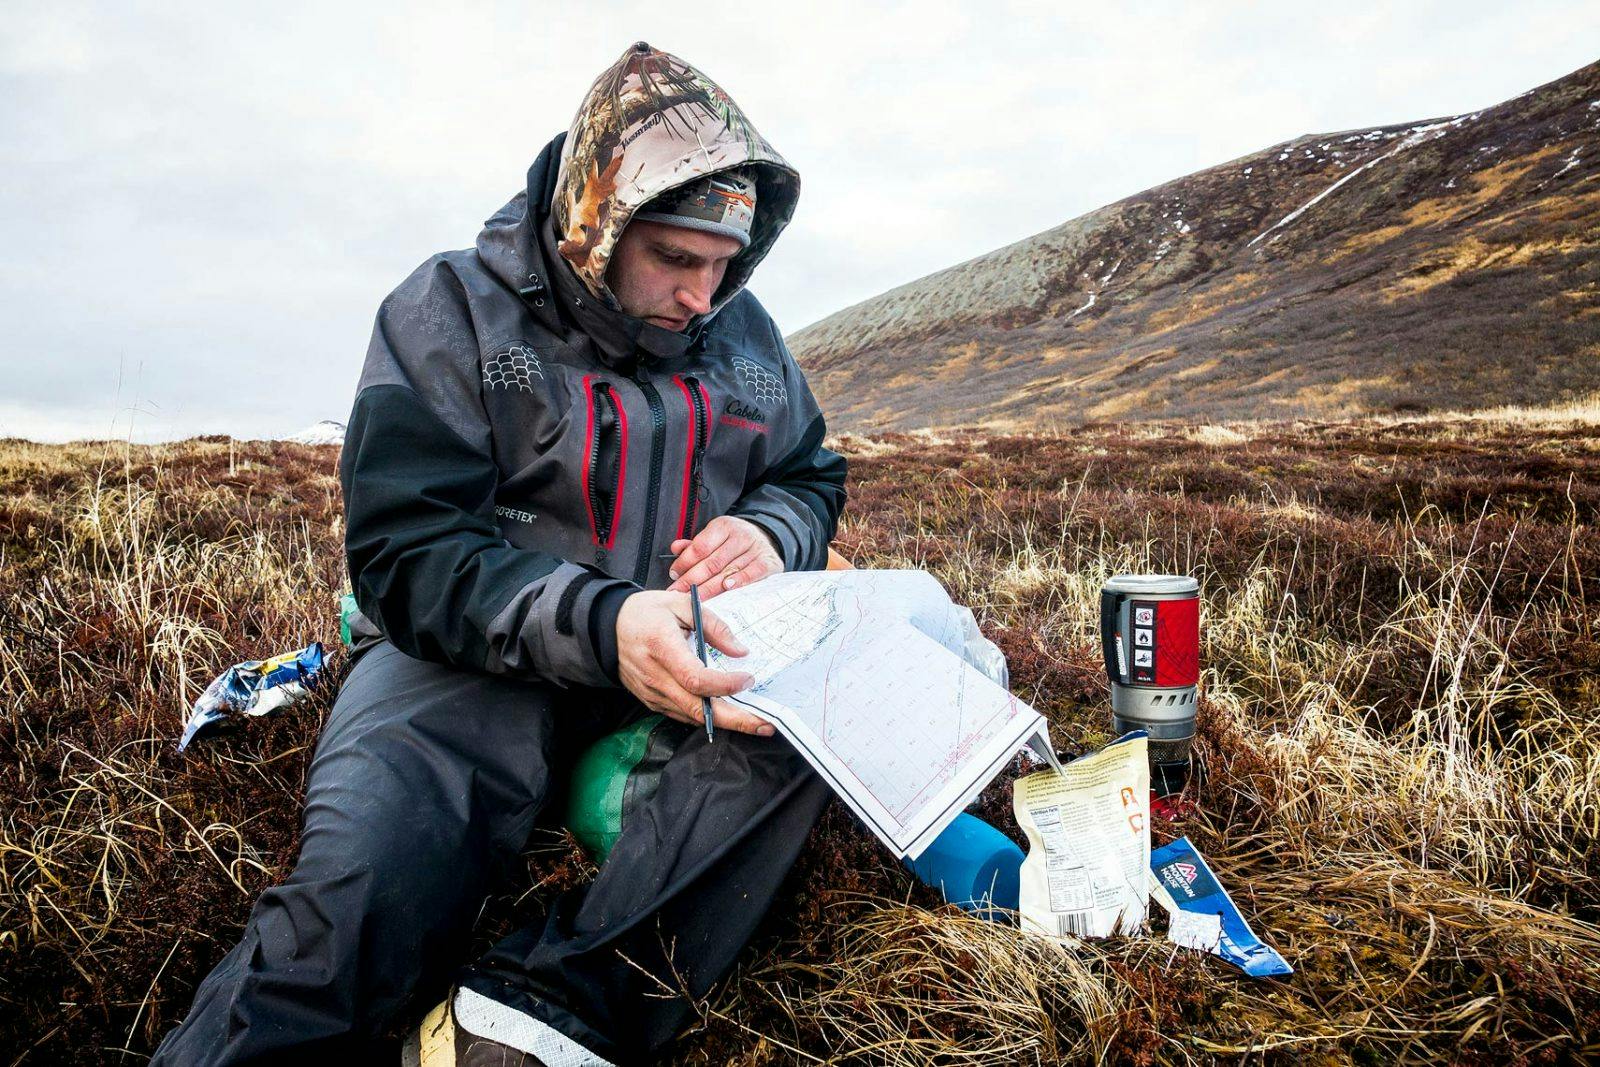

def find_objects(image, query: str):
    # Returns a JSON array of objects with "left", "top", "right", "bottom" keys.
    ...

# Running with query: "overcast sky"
[{"left": 4, "top": 3, "right": 1597, "bottom": 441}]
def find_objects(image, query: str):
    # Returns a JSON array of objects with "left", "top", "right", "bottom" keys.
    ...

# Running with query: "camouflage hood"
[{"left": 553, "top": 41, "right": 800, "bottom": 318}]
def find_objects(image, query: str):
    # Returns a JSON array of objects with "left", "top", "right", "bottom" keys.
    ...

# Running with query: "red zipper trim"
[
  {"left": 692, "top": 378, "right": 712, "bottom": 536},
  {"left": 580, "top": 375, "right": 630, "bottom": 549},
  {"left": 672, "top": 376, "right": 697, "bottom": 541}
]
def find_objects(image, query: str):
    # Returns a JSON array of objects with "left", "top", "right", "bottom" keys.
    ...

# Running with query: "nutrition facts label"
[{"left": 1046, "top": 856, "right": 1093, "bottom": 911}]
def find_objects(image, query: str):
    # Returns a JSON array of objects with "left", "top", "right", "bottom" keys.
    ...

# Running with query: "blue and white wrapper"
[
  {"left": 177, "top": 642, "right": 327, "bottom": 752},
  {"left": 1150, "top": 835, "right": 1292, "bottom": 978}
]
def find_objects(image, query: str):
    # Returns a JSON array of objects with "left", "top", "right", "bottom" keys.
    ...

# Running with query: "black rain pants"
[{"left": 150, "top": 640, "right": 830, "bottom": 1065}]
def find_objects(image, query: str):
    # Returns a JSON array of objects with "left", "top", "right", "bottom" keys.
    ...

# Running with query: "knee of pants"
[
  {"left": 640, "top": 728, "right": 818, "bottom": 836},
  {"left": 257, "top": 675, "right": 558, "bottom": 984},
  {"left": 298, "top": 714, "right": 552, "bottom": 894},
  {"left": 715, "top": 728, "right": 816, "bottom": 787},
  {"left": 206, "top": 725, "right": 552, "bottom": 1042},
  {"left": 307, "top": 648, "right": 565, "bottom": 876}
]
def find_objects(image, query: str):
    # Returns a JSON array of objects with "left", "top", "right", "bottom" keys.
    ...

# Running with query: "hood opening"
[{"left": 551, "top": 42, "right": 800, "bottom": 321}]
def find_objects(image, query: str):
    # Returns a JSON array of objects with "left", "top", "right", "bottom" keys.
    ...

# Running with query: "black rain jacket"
[{"left": 340, "top": 66, "right": 845, "bottom": 688}]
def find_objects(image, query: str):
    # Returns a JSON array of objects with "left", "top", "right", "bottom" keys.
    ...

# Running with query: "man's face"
[{"left": 606, "top": 219, "right": 744, "bottom": 332}]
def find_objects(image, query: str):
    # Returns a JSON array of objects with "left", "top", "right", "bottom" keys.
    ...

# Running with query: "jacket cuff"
[
  {"left": 482, "top": 564, "right": 640, "bottom": 689},
  {"left": 589, "top": 583, "right": 638, "bottom": 686},
  {"left": 740, "top": 516, "right": 785, "bottom": 557}
]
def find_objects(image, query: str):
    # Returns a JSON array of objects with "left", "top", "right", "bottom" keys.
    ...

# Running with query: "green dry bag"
[
  {"left": 564, "top": 713, "right": 689, "bottom": 863},
  {"left": 338, "top": 592, "right": 359, "bottom": 648}
]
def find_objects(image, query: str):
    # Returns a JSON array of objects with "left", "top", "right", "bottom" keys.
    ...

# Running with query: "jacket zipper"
[
  {"left": 674, "top": 375, "right": 711, "bottom": 542},
  {"left": 581, "top": 376, "right": 628, "bottom": 551},
  {"left": 631, "top": 368, "right": 667, "bottom": 586}
]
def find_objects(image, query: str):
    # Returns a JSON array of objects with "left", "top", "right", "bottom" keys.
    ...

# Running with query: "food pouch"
[
  {"left": 1014, "top": 732, "right": 1150, "bottom": 939},
  {"left": 1149, "top": 835, "right": 1293, "bottom": 977}
]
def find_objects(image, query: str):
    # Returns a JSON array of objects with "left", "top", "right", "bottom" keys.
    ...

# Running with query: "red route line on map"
[
  {"left": 814, "top": 592, "right": 1018, "bottom": 822},
  {"left": 891, "top": 696, "right": 1019, "bottom": 820},
  {"left": 729, "top": 583, "right": 1021, "bottom": 829}
]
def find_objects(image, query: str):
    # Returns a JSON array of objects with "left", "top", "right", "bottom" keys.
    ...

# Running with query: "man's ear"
[{"left": 603, "top": 222, "right": 637, "bottom": 288}]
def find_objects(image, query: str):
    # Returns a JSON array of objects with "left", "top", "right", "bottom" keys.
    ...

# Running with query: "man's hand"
[
  {"left": 665, "top": 516, "right": 783, "bottom": 601},
  {"left": 616, "top": 590, "right": 774, "bottom": 736}
]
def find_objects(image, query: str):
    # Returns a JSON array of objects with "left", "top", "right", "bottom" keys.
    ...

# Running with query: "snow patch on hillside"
[
  {"left": 1248, "top": 112, "right": 1481, "bottom": 248},
  {"left": 286, "top": 420, "right": 346, "bottom": 445}
]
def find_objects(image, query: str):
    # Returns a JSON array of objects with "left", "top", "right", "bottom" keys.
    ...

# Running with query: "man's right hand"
[{"left": 615, "top": 591, "right": 775, "bottom": 736}]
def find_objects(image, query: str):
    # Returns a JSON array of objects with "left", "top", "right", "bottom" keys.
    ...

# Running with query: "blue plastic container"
[{"left": 904, "top": 813, "right": 1024, "bottom": 919}]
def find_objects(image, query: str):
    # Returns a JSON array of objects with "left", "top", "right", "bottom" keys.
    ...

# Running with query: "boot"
[{"left": 402, "top": 987, "right": 614, "bottom": 1067}]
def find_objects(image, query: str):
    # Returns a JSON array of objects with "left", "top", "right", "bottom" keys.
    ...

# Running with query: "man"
[{"left": 153, "top": 41, "right": 846, "bottom": 1066}]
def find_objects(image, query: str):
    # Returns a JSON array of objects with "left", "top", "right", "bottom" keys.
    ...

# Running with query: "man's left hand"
[{"left": 666, "top": 516, "right": 783, "bottom": 600}]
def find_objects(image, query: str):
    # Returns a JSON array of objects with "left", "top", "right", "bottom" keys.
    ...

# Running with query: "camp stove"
[{"left": 1099, "top": 574, "right": 1200, "bottom": 796}]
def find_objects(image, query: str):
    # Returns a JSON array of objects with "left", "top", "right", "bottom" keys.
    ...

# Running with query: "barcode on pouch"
[{"left": 1057, "top": 911, "right": 1094, "bottom": 938}]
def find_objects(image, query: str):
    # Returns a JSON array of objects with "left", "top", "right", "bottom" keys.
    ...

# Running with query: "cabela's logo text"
[{"left": 719, "top": 398, "right": 769, "bottom": 434}]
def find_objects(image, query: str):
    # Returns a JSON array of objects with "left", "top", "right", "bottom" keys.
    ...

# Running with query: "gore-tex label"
[{"left": 1131, "top": 600, "right": 1158, "bottom": 683}]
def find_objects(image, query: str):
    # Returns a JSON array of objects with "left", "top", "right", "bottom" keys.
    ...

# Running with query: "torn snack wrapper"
[
  {"left": 1014, "top": 731, "right": 1150, "bottom": 940},
  {"left": 178, "top": 642, "right": 327, "bottom": 751},
  {"left": 1149, "top": 835, "right": 1293, "bottom": 977}
]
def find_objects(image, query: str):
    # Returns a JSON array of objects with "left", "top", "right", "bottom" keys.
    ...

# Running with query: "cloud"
[{"left": 3, "top": 1, "right": 1597, "bottom": 439}]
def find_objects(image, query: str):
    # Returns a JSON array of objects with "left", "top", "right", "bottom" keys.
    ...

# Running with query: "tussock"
[
  {"left": 1180, "top": 424, "right": 1253, "bottom": 446},
  {"left": 756, "top": 900, "right": 1128, "bottom": 1064}
]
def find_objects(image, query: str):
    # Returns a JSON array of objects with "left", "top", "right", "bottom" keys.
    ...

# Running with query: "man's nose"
[{"left": 675, "top": 272, "right": 716, "bottom": 316}]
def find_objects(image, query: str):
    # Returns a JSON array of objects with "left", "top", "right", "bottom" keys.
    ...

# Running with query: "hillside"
[
  {"left": 2, "top": 409, "right": 1599, "bottom": 1061},
  {"left": 789, "top": 61, "right": 1600, "bottom": 431}
]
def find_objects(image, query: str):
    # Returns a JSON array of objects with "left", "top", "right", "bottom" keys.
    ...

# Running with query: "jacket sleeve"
[
  {"left": 340, "top": 259, "right": 637, "bottom": 688},
  {"left": 725, "top": 324, "right": 848, "bottom": 572}
]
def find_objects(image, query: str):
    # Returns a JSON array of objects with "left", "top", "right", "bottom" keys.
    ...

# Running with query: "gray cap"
[{"left": 633, "top": 168, "right": 757, "bottom": 247}]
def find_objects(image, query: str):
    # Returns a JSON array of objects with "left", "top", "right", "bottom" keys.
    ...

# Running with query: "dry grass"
[
  {"left": 1107, "top": 388, "right": 1600, "bottom": 454},
  {"left": 0, "top": 437, "right": 343, "bottom": 1062},
  {"left": 1402, "top": 388, "right": 1600, "bottom": 429},
  {"left": 2, "top": 417, "right": 1598, "bottom": 1063}
]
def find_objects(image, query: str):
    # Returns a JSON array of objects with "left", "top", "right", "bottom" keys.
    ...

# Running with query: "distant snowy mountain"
[{"left": 285, "top": 420, "right": 345, "bottom": 445}]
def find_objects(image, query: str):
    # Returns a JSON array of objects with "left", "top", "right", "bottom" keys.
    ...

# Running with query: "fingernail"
[
  {"left": 725, "top": 577, "right": 737, "bottom": 588},
  {"left": 757, "top": 725, "right": 775, "bottom": 737},
  {"left": 669, "top": 570, "right": 679, "bottom": 580}
]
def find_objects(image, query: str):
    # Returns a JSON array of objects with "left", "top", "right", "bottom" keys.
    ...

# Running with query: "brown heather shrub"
[{"left": 1, "top": 414, "right": 1598, "bottom": 1063}]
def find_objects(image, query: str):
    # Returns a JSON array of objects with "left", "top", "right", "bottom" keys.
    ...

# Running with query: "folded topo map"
[{"left": 701, "top": 569, "right": 1050, "bottom": 858}]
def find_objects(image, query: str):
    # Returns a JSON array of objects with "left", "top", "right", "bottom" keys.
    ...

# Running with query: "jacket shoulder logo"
[
  {"left": 483, "top": 343, "right": 546, "bottom": 392},
  {"left": 731, "top": 355, "right": 787, "bottom": 406}
]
